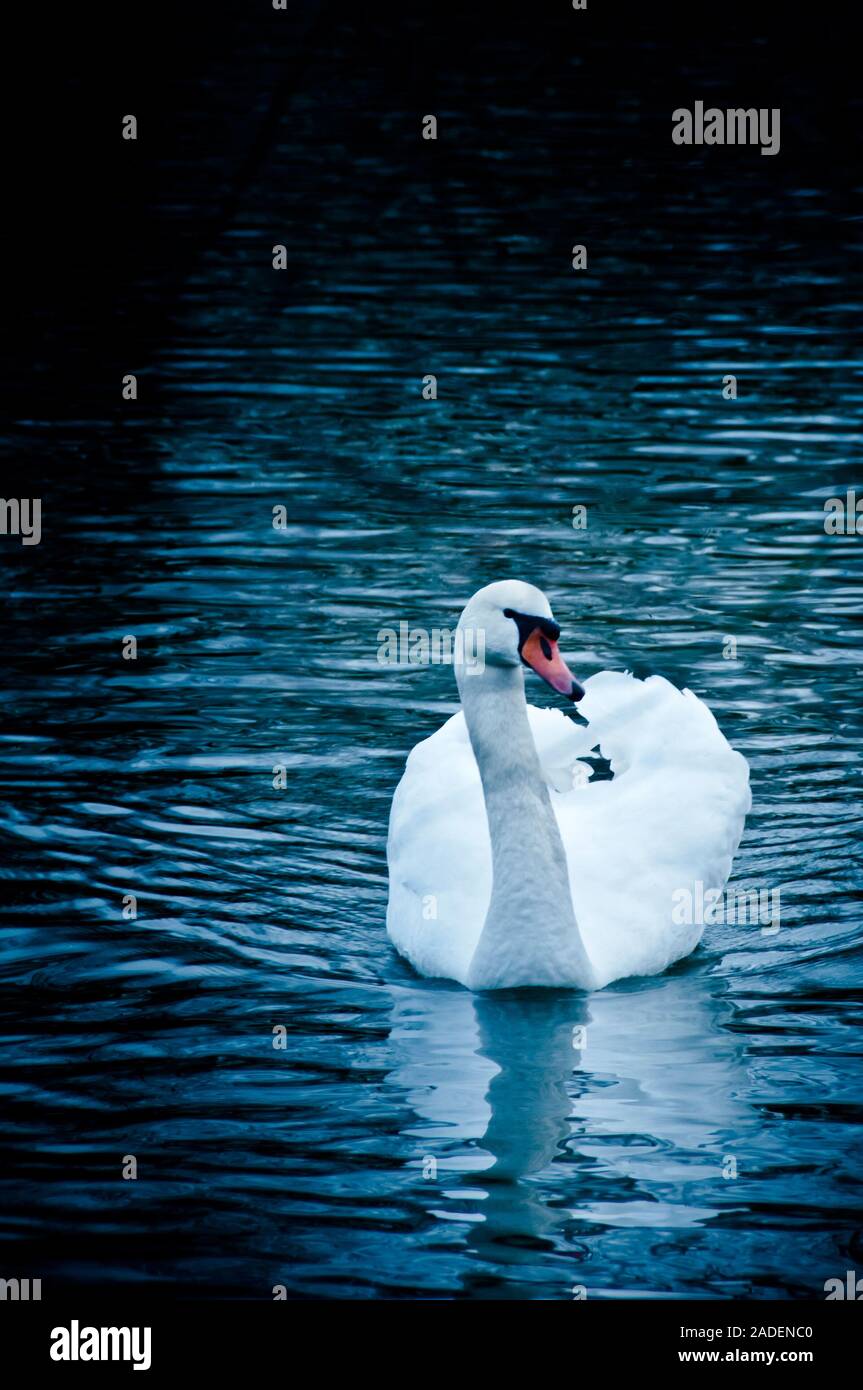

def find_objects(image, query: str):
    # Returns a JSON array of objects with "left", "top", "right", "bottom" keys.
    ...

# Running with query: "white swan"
[{"left": 387, "top": 580, "right": 751, "bottom": 991}]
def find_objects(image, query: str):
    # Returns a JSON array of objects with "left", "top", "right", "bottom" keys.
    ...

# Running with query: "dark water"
[{"left": 3, "top": 13, "right": 862, "bottom": 1298}]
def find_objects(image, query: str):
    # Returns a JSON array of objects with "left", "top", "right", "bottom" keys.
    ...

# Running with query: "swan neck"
[
  {"left": 458, "top": 665, "right": 594, "bottom": 989},
  {"left": 460, "top": 665, "right": 542, "bottom": 803}
]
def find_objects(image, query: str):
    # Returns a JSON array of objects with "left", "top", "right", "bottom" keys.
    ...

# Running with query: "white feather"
[{"left": 387, "top": 669, "right": 750, "bottom": 989}]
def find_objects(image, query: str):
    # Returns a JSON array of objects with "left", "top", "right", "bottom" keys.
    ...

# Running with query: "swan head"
[{"left": 456, "top": 580, "right": 585, "bottom": 701}]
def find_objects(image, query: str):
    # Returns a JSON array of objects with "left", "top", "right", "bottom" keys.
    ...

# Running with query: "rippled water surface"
[{"left": 4, "top": 20, "right": 863, "bottom": 1298}]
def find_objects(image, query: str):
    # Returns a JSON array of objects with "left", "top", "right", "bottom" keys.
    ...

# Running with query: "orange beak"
[{"left": 521, "top": 627, "right": 585, "bottom": 701}]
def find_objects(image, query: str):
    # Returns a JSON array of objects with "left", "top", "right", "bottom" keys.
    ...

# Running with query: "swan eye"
[{"left": 503, "top": 607, "right": 561, "bottom": 646}]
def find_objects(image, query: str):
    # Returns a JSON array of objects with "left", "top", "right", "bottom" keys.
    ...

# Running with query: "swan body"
[{"left": 386, "top": 580, "right": 751, "bottom": 992}]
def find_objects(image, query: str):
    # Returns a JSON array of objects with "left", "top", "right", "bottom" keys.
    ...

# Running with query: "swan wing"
[
  {"left": 552, "top": 671, "right": 751, "bottom": 986},
  {"left": 386, "top": 711, "right": 491, "bottom": 985}
]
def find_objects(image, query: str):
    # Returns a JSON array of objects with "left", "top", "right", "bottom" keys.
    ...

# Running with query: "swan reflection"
[{"left": 388, "top": 974, "right": 752, "bottom": 1296}]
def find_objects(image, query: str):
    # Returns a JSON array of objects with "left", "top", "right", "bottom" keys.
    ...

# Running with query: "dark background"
[{"left": 10, "top": 0, "right": 861, "bottom": 422}]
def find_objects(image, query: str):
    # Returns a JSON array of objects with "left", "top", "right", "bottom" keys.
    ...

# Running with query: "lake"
[{"left": 3, "top": 6, "right": 862, "bottom": 1299}]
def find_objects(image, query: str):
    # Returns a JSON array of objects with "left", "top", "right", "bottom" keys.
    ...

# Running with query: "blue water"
[{"left": 3, "top": 29, "right": 863, "bottom": 1297}]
